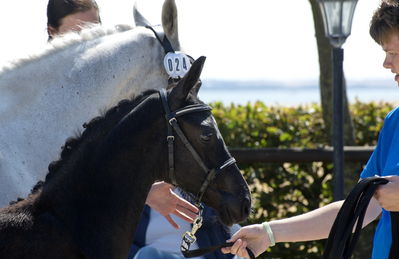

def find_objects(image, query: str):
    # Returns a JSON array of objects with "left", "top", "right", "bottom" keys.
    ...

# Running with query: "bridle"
[
  {"left": 147, "top": 24, "right": 236, "bottom": 204},
  {"left": 158, "top": 88, "right": 251, "bottom": 258},
  {"left": 148, "top": 24, "right": 254, "bottom": 258},
  {"left": 159, "top": 88, "right": 236, "bottom": 204}
]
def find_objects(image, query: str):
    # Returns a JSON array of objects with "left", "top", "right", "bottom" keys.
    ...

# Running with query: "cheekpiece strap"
[
  {"left": 168, "top": 119, "right": 210, "bottom": 174},
  {"left": 159, "top": 89, "right": 178, "bottom": 186}
]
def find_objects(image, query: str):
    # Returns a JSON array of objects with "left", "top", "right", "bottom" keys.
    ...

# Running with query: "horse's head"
[{"left": 164, "top": 57, "right": 252, "bottom": 225}]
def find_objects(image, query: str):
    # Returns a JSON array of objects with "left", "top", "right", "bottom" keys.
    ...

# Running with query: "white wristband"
[{"left": 262, "top": 222, "right": 276, "bottom": 247}]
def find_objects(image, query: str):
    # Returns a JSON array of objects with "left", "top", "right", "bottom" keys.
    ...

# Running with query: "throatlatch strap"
[
  {"left": 322, "top": 177, "right": 399, "bottom": 259},
  {"left": 182, "top": 242, "right": 255, "bottom": 259}
]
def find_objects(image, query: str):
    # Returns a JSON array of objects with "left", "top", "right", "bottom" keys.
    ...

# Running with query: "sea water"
[{"left": 199, "top": 79, "right": 399, "bottom": 106}]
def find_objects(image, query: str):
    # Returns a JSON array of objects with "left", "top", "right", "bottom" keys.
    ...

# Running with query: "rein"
[
  {"left": 323, "top": 176, "right": 399, "bottom": 259},
  {"left": 158, "top": 89, "right": 254, "bottom": 259}
]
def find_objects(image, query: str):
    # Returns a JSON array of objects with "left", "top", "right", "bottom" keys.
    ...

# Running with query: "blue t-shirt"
[{"left": 360, "top": 106, "right": 399, "bottom": 259}]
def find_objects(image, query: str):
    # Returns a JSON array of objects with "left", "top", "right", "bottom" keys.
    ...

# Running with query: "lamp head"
[{"left": 317, "top": 0, "right": 358, "bottom": 47}]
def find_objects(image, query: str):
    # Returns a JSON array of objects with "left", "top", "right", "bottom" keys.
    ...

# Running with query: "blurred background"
[{"left": 0, "top": 0, "right": 395, "bottom": 105}]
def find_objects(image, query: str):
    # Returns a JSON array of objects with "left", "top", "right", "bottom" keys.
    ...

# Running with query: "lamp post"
[{"left": 317, "top": 0, "right": 358, "bottom": 201}]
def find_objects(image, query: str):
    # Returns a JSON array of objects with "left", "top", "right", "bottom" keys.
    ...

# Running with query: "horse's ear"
[
  {"left": 190, "top": 80, "right": 202, "bottom": 96},
  {"left": 162, "top": 0, "right": 180, "bottom": 51},
  {"left": 133, "top": 2, "right": 151, "bottom": 26},
  {"left": 169, "top": 56, "right": 206, "bottom": 109}
]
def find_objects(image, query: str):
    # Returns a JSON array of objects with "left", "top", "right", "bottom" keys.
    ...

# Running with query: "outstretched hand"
[
  {"left": 221, "top": 224, "right": 270, "bottom": 259},
  {"left": 145, "top": 181, "right": 199, "bottom": 229}
]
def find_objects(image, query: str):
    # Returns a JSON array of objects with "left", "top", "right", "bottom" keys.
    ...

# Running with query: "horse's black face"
[
  {"left": 173, "top": 111, "right": 251, "bottom": 225},
  {"left": 167, "top": 56, "right": 251, "bottom": 225}
]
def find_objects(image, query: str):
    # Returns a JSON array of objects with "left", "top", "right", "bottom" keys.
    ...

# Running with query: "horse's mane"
[
  {"left": 10, "top": 89, "right": 159, "bottom": 205},
  {"left": 0, "top": 24, "right": 134, "bottom": 73}
]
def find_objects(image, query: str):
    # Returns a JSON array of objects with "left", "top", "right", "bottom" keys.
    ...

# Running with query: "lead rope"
[
  {"left": 180, "top": 206, "right": 255, "bottom": 259},
  {"left": 390, "top": 211, "right": 399, "bottom": 258},
  {"left": 322, "top": 176, "right": 399, "bottom": 259}
]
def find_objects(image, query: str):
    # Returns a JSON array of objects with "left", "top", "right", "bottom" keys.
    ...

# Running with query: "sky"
[{"left": 0, "top": 0, "right": 390, "bottom": 86}]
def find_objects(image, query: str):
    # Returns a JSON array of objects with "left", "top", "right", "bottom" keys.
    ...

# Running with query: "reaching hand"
[
  {"left": 145, "top": 182, "right": 199, "bottom": 229},
  {"left": 375, "top": 175, "right": 399, "bottom": 211},
  {"left": 221, "top": 224, "right": 270, "bottom": 259}
]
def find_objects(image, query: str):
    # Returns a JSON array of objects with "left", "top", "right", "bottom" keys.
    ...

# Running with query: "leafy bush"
[{"left": 211, "top": 100, "right": 396, "bottom": 258}]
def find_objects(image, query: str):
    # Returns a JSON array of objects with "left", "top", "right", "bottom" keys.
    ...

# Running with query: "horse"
[
  {"left": 0, "top": 56, "right": 251, "bottom": 259},
  {"left": 0, "top": 0, "right": 183, "bottom": 207}
]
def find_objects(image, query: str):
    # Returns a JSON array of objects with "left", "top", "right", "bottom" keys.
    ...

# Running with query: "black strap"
[
  {"left": 159, "top": 88, "right": 236, "bottom": 202},
  {"left": 390, "top": 212, "right": 399, "bottom": 259},
  {"left": 322, "top": 177, "right": 395, "bottom": 259},
  {"left": 174, "top": 104, "right": 212, "bottom": 117},
  {"left": 182, "top": 242, "right": 255, "bottom": 259},
  {"left": 196, "top": 158, "right": 236, "bottom": 203},
  {"left": 169, "top": 118, "right": 210, "bottom": 174},
  {"left": 159, "top": 89, "right": 249, "bottom": 259},
  {"left": 145, "top": 25, "right": 175, "bottom": 54},
  {"left": 159, "top": 88, "right": 178, "bottom": 185}
]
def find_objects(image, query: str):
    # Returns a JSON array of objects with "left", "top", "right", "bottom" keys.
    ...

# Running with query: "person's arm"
[
  {"left": 271, "top": 197, "right": 380, "bottom": 242},
  {"left": 222, "top": 198, "right": 381, "bottom": 258},
  {"left": 145, "top": 181, "right": 199, "bottom": 229}
]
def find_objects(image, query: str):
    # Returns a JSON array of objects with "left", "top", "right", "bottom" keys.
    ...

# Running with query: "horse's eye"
[{"left": 200, "top": 131, "right": 213, "bottom": 142}]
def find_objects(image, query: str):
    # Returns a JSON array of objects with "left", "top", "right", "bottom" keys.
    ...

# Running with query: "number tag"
[{"left": 163, "top": 52, "right": 191, "bottom": 79}]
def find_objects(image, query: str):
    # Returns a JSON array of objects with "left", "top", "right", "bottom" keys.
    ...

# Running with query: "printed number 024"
[{"left": 163, "top": 52, "right": 191, "bottom": 78}]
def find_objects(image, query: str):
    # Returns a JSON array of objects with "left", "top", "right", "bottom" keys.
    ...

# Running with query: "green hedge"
[{"left": 211, "top": 100, "right": 396, "bottom": 258}]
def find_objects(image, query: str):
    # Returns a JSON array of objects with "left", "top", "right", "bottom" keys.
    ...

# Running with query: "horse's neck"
[
  {"left": 76, "top": 144, "right": 166, "bottom": 258},
  {"left": 1, "top": 27, "right": 166, "bottom": 119},
  {"left": 64, "top": 166, "right": 160, "bottom": 258},
  {"left": 39, "top": 103, "right": 168, "bottom": 258},
  {"left": 0, "top": 27, "right": 168, "bottom": 206}
]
